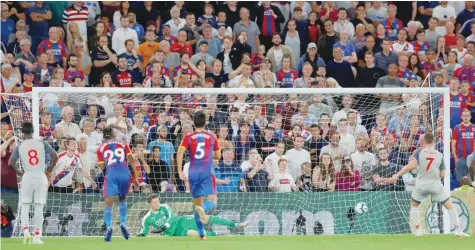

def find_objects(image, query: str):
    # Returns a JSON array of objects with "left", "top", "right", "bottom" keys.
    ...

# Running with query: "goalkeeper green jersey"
[{"left": 138, "top": 204, "right": 198, "bottom": 237}]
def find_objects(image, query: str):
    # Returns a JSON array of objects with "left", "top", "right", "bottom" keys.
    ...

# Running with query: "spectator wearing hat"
[
  {"left": 21, "top": 68, "right": 34, "bottom": 92},
  {"left": 190, "top": 40, "right": 214, "bottom": 72},
  {"left": 297, "top": 43, "right": 325, "bottom": 77},
  {"left": 159, "top": 23, "right": 178, "bottom": 46}
]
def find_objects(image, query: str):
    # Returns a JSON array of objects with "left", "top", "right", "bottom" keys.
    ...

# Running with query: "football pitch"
[{"left": 2, "top": 235, "right": 473, "bottom": 250}]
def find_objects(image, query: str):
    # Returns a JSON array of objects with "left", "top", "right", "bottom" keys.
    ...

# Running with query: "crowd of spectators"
[{"left": 1, "top": 1, "right": 475, "bottom": 194}]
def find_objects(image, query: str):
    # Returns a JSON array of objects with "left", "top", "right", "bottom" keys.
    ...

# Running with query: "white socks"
[
  {"left": 34, "top": 204, "right": 44, "bottom": 237},
  {"left": 410, "top": 207, "right": 420, "bottom": 230},
  {"left": 21, "top": 204, "right": 31, "bottom": 234},
  {"left": 448, "top": 208, "right": 460, "bottom": 233}
]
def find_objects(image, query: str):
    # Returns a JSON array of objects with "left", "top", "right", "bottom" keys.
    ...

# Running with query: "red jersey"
[
  {"left": 170, "top": 43, "right": 194, "bottom": 56},
  {"left": 180, "top": 130, "right": 220, "bottom": 176}
]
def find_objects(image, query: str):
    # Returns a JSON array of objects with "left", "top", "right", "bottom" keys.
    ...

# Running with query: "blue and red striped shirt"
[
  {"left": 397, "top": 67, "right": 416, "bottom": 81},
  {"left": 96, "top": 141, "right": 132, "bottom": 175},
  {"left": 173, "top": 65, "right": 196, "bottom": 78},
  {"left": 180, "top": 130, "right": 220, "bottom": 176},
  {"left": 262, "top": 8, "right": 276, "bottom": 37},
  {"left": 276, "top": 69, "right": 298, "bottom": 88},
  {"left": 441, "top": 93, "right": 464, "bottom": 128},
  {"left": 411, "top": 41, "right": 431, "bottom": 55},
  {"left": 381, "top": 18, "right": 404, "bottom": 41},
  {"left": 37, "top": 40, "right": 68, "bottom": 64},
  {"left": 452, "top": 123, "right": 475, "bottom": 158},
  {"left": 453, "top": 66, "right": 475, "bottom": 84}
]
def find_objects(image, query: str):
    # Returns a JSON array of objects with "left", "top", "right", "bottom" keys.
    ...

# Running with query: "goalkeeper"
[{"left": 137, "top": 194, "right": 248, "bottom": 237}]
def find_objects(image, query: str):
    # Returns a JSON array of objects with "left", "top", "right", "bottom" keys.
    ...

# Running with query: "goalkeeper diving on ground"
[{"left": 137, "top": 194, "right": 248, "bottom": 237}]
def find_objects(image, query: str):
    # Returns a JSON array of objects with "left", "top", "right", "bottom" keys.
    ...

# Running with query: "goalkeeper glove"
[
  {"left": 137, "top": 233, "right": 146, "bottom": 237},
  {"left": 154, "top": 223, "right": 171, "bottom": 234}
]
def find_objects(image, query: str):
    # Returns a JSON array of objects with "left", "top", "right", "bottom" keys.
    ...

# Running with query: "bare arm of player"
[
  {"left": 7, "top": 146, "right": 22, "bottom": 176},
  {"left": 44, "top": 141, "right": 58, "bottom": 178},
  {"left": 127, "top": 153, "right": 139, "bottom": 187},
  {"left": 392, "top": 159, "right": 418, "bottom": 181},
  {"left": 451, "top": 139, "right": 458, "bottom": 162},
  {"left": 176, "top": 146, "right": 187, "bottom": 181}
]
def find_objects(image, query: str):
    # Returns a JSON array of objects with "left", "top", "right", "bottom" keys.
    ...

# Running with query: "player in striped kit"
[
  {"left": 451, "top": 109, "right": 474, "bottom": 181},
  {"left": 97, "top": 126, "right": 138, "bottom": 242},
  {"left": 177, "top": 111, "right": 221, "bottom": 240},
  {"left": 392, "top": 133, "right": 469, "bottom": 237},
  {"left": 8, "top": 122, "right": 58, "bottom": 244}
]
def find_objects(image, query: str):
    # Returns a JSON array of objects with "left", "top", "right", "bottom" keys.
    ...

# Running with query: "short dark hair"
[
  {"left": 21, "top": 122, "right": 34, "bottom": 135},
  {"left": 193, "top": 110, "right": 206, "bottom": 128},
  {"left": 147, "top": 194, "right": 158, "bottom": 204},
  {"left": 103, "top": 126, "right": 114, "bottom": 140}
]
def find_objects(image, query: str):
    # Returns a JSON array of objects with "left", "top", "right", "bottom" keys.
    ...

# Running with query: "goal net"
[{"left": 1, "top": 87, "right": 450, "bottom": 236}]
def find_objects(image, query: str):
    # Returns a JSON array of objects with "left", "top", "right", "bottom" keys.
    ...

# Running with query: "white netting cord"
[{"left": 0, "top": 88, "right": 447, "bottom": 235}]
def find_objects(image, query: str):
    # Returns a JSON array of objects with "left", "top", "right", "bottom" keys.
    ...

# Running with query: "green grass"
[{"left": 2, "top": 235, "right": 474, "bottom": 250}]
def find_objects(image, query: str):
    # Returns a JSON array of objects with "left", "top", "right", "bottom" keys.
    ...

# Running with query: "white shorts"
[
  {"left": 411, "top": 181, "right": 450, "bottom": 204},
  {"left": 20, "top": 172, "right": 49, "bottom": 205}
]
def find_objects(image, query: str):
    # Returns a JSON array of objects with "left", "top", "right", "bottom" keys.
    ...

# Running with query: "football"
[{"left": 355, "top": 202, "right": 368, "bottom": 215}]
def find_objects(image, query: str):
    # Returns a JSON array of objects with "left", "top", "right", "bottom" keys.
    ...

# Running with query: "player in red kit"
[
  {"left": 177, "top": 110, "right": 221, "bottom": 240},
  {"left": 452, "top": 109, "right": 475, "bottom": 182}
]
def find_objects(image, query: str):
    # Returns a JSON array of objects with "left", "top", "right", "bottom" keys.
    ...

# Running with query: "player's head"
[
  {"left": 462, "top": 109, "right": 471, "bottom": 123},
  {"left": 103, "top": 126, "right": 115, "bottom": 140},
  {"left": 21, "top": 122, "right": 34, "bottom": 136},
  {"left": 423, "top": 133, "right": 435, "bottom": 146},
  {"left": 193, "top": 110, "right": 206, "bottom": 129},
  {"left": 147, "top": 194, "right": 160, "bottom": 211}
]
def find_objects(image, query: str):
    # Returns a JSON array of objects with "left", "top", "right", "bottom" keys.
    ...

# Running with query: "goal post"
[{"left": 4, "top": 86, "right": 451, "bottom": 236}]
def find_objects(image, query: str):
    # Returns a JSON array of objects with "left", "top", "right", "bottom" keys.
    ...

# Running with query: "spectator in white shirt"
[
  {"left": 227, "top": 63, "right": 255, "bottom": 88},
  {"left": 76, "top": 135, "right": 96, "bottom": 192},
  {"left": 351, "top": 138, "right": 377, "bottom": 172},
  {"left": 106, "top": 103, "right": 131, "bottom": 143},
  {"left": 128, "top": 111, "right": 146, "bottom": 144},
  {"left": 284, "top": 135, "right": 311, "bottom": 180},
  {"left": 112, "top": 15, "right": 139, "bottom": 55},
  {"left": 391, "top": 29, "right": 414, "bottom": 55},
  {"left": 337, "top": 118, "right": 356, "bottom": 155},
  {"left": 268, "top": 158, "right": 297, "bottom": 192},
  {"left": 265, "top": 142, "right": 287, "bottom": 175},
  {"left": 466, "top": 22, "right": 475, "bottom": 43},
  {"left": 90, "top": 118, "right": 105, "bottom": 150},
  {"left": 331, "top": 95, "right": 362, "bottom": 127},
  {"left": 165, "top": 6, "right": 186, "bottom": 37},
  {"left": 334, "top": 8, "right": 355, "bottom": 38},
  {"left": 55, "top": 106, "right": 82, "bottom": 138},
  {"left": 432, "top": 1, "right": 456, "bottom": 36},
  {"left": 346, "top": 110, "right": 369, "bottom": 139}
]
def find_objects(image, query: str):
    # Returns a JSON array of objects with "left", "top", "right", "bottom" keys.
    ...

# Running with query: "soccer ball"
[{"left": 355, "top": 202, "right": 368, "bottom": 215}]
